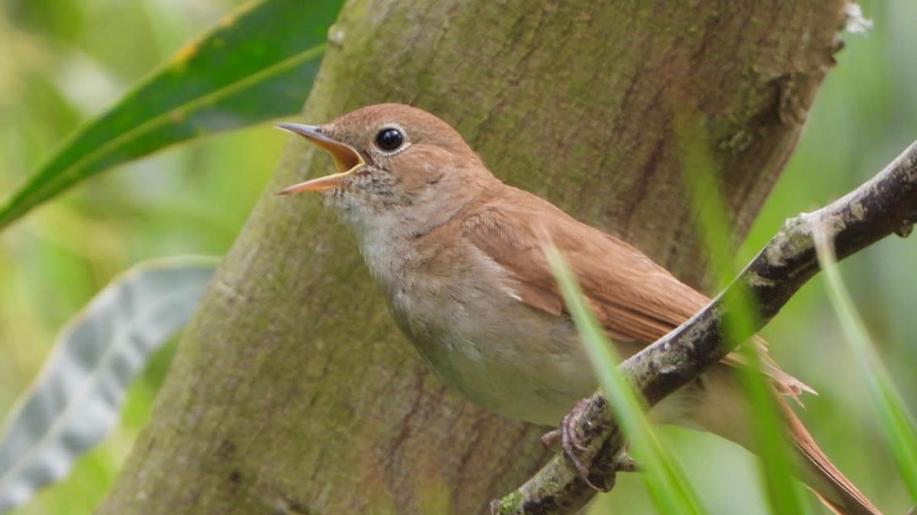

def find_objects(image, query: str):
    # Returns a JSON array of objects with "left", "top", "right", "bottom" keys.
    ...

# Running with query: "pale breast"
[
  {"left": 355, "top": 218, "right": 707, "bottom": 428},
  {"left": 380, "top": 237, "right": 597, "bottom": 426}
]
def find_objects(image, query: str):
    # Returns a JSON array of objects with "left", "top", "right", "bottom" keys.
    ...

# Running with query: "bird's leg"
[
  {"left": 560, "top": 399, "right": 600, "bottom": 488},
  {"left": 541, "top": 399, "right": 602, "bottom": 489},
  {"left": 541, "top": 398, "right": 639, "bottom": 491}
]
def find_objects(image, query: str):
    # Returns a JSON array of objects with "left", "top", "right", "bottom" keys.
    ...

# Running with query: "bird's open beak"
[{"left": 275, "top": 123, "right": 366, "bottom": 195}]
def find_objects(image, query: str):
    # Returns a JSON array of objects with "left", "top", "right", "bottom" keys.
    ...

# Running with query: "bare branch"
[{"left": 493, "top": 141, "right": 917, "bottom": 514}]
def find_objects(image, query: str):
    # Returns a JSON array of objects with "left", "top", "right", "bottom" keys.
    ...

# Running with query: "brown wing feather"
[
  {"left": 465, "top": 186, "right": 811, "bottom": 395},
  {"left": 465, "top": 186, "right": 707, "bottom": 343}
]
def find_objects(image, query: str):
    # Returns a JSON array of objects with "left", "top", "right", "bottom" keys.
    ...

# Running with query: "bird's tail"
[
  {"left": 682, "top": 364, "right": 880, "bottom": 514},
  {"left": 778, "top": 398, "right": 881, "bottom": 515}
]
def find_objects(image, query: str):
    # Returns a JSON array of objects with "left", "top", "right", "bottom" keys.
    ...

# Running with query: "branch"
[{"left": 492, "top": 141, "right": 917, "bottom": 514}]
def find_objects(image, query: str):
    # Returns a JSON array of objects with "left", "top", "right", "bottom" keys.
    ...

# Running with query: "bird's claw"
[
  {"left": 540, "top": 427, "right": 560, "bottom": 448},
  {"left": 542, "top": 399, "right": 603, "bottom": 490},
  {"left": 561, "top": 399, "right": 600, "bottom": 489},
  {"left": 542, "top": 398, "right": 638, "bottom": 492}
]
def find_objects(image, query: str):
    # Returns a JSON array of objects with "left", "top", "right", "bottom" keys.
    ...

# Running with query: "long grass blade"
[
  {"left": 675, "top": 108, "right": 810, "bottom": 514},
  {"left": 812, "top": 226, "right": 917, "bottom": 497},
  {"left": 546, "top": 245, "right": 706, "bottom": 515}
]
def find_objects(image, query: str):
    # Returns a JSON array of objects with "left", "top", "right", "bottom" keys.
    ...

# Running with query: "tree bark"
[{"left": 99, "top": 1, "right": 847, "bottom": 513}]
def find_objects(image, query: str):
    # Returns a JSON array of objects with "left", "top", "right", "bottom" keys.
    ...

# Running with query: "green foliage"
[
  {"left": 0, "top": 0, "right": 342, "bottom": 229},
  {"left": 0, "top": 2, "right": 331, "bottom": 512},
  {"left": 0, "top": 0, "right": 914, "bottom": 514},
  {"left": 0, "top": 258, "right": 216, "bottom": 512},
  {"left": 546, "top": 245, "right": 706, "bottom": 515},
  {"left": 813, "top": 229, "right": 917, "bottom": 498},
  {"left": 674, "top": 108, "right": 810, "bottom": 515}
]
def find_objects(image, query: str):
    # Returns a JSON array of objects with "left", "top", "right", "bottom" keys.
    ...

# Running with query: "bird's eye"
[{"left": 374, "top": 127, "right": 405, "bottom": 152}]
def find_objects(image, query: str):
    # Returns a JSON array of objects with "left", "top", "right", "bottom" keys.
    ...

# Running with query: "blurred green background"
[{"left": 0, "top": 0, "right": 913, "bottom": 513}]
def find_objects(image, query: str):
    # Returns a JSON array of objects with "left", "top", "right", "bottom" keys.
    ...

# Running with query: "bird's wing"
[
  {"left": 464, "top": 187, "right": 811, "bottom": 396},
  {"left": 464, "top": 187, "right": 707, "bottom": 343}
]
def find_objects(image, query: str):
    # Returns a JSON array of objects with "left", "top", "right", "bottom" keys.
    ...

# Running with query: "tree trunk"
[{"left": 99, "top": 1, "right": 846, "bottom": 513}]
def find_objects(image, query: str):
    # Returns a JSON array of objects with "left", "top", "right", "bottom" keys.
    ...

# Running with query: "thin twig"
[{"left": 492, "top": 141, "right": 917, "bottom": 514}]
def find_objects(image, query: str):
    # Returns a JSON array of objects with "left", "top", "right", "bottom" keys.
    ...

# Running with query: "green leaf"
[
  {"left": 546, "top": 245, "right": 706, "bottom": 515},
  {"left": 0, "top": 0, "right": 344, "bottom": 230},
  {"left": 0, "top": 257, "right": 216, "bottom": 512},
  {"left": 813, "top": 228, "right": 917, "bottom": 498},
  {"left": 674, "top": 108, "right": 811, "bottom": 515}
]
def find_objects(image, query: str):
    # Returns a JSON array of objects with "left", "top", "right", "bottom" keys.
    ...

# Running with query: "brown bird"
[{"left": 278, "top": 103, "right": 879, "bottom": 514}]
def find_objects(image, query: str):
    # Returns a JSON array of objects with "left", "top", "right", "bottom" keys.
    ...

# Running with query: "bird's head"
[{"left": 278, "top": 103, "right": 497, "bottom": 234}]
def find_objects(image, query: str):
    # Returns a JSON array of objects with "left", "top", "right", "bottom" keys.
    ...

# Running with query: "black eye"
[{"left": 374, "top": 127, "right": 404, "bottom": 152}]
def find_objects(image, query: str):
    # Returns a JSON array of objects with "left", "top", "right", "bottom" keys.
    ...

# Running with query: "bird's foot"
[
  {"left": 541, "top": 398, "right": 639, "bottom": 491},
  {"left": 541, "top": 399, "right": 603, "bottom": 490}
]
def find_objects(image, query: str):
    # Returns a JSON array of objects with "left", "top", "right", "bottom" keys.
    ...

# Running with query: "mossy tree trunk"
[{"left": 99, "top": 1, "right": 846, "bottom": 513}]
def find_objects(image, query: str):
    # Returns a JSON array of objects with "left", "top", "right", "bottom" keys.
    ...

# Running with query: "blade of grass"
[
  {"left": 546, "top": 245, "right": 706, "bottom": 515},
  {"left": 0, "top": 0, "right": 343, "bottom": 229},
  {"left": 675, "top": 107, "right": 811, "bottom": 514},
  {"left": 813, "top": 226, "right": 917, "bottom": 497}
]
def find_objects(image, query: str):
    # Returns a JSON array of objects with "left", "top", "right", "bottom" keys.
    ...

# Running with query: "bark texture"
[{"left": 99, "top": 1, "right": 847, "bottom": 513}]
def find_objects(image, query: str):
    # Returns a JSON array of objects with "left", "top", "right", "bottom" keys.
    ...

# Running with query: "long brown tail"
[
  {"left": 680, "top": 365, "right": 881, "bottom": 514},
  {"left": 778, "top": 398, "right": 881, "bottom": 515}
]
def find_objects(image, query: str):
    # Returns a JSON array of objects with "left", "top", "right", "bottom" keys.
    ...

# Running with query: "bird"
[{"left": 277, "top": 103, "right": 879, "bottom": 514}]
